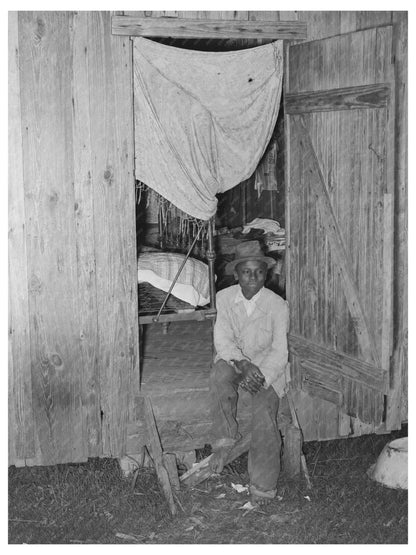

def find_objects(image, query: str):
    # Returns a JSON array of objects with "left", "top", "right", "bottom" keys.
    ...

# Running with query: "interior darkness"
[{"left": 150, "top": 36, "right": 277, "bottom": 52}]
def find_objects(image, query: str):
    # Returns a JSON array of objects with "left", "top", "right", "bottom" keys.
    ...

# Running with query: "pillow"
[{"left": 137, "top": 252, "right": 210, "bottom": 307}]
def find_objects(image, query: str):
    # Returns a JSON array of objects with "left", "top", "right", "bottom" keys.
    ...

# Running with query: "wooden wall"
[
  {"left": 9, "top": 10, "right": 407, "bottom": 466},
  {"left": 8, "top": 12, "right": 139, "bottom": 466}
]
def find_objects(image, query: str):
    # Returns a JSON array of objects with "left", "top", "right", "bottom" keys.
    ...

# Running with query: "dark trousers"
[{"left": 210, "top": 359, "right": 281, "bottom": 495}]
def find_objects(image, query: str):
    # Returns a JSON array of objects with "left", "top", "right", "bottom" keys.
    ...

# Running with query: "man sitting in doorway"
[{"left": 209, "top": 240, "right": 289, "bottom": 506}]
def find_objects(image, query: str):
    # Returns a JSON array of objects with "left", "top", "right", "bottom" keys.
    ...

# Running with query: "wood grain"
[
  {"left": 285, "top": 84, "right": 390, "bottom": 114},
  {"left": 387, "top": 12, "right": 408, "bottom": 428},
  {"left": 381, "top": 193, "right": 394, "bottom": 370},
  {"left": 286, "top": 25, "right": 395, "bottom": 436},
  {"left": 142, "top": 397, "right": 176, "bottom": 515},
  {"left": 8, "top": 12, "right": 34, "bottom": 462},
  {"left": 112, "top": 15, "right": 307, "bottom": 40},
  {"left": 71, "top": 12, "right": 101, "bottom": 457},
  {"left": 293, "top": 115, "right": 382, "bottom": 366},
  {"left": 8, "top": 10, "right": 406, "bottom": 463},
  {"left": 289, "top": 26, "right": 392, "bottom": 93},
  {"left": 9, "top": 11, "right": 140, "bottom": 466},
  {"left": 289, "top": 334, "right": 386, "bottom": 392},
  {"left": 87, "top": 12, "right": 139, "bottom": 457},
  {"left": 19, "top": 12, "right": 84, "bottom": 464},
  {"left": 297, "top": 12, "right": 392, "bottom": 43}
]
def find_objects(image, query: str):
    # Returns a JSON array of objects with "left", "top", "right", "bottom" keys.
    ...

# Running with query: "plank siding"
[
  {"left": 388, "top": 12, "right": 408, "bottom": 427},
  {"left": 395, "top": 12, "right": 408, "bottom": 424},
  {"left": 298, "top": 11, "right": 393, "bottom": 41},
  {"left": 71, "top": 12, "right": 101, "bottom": 457},
  {"left": 86, "top": 12, "right": 139, "bottom": 457},
  {"left": 8, "top": 12, "right": 35, "bottom": 463},
  {"left": 19, "top": 12, "right": 84, "bottom": 464},
  {"left": 9, "top": 11, "right": 139, "bottom": 466}
]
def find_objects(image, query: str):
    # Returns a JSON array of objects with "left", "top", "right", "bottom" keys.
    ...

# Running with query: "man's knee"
[
  {"left": 211, "top": 359, "right": 238, "bottom": 387},
  {"left": 252, "top": 386, "right": 279, "bottom": 419}
]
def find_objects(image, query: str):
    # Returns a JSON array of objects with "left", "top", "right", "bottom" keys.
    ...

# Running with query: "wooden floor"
[{"left": 126, "top": 319, "right": 251, "bottom": 453}]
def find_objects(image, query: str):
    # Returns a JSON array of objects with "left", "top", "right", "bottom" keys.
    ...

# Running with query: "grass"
[{"left": 9, "top": 426, "right": 408, "bottom": 544}]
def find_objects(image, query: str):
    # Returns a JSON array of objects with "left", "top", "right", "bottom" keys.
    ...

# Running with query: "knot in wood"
[
  {"left": 29, "top": 274, "right": 43, "bottom": 294},
  {"left": 49, "top": 190, "right": 59, "bottom": 204},
  {"left": 51, "top": 354, "right": 63, "bottom": 367},
  {"left": 104, "top": 168, "right": 114, "bottom": 184},
  {"left": 35, "top": 18, "right": 46, "bottom": 43}
]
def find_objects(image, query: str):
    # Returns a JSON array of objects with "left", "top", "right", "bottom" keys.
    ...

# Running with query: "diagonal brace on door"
[{"left": 292, "top": 115, "right": 382, "bottom": 369}]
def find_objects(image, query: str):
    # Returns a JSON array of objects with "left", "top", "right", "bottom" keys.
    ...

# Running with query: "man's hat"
[{"left": 225, "top": 240, "right": 276, "bottom": 275}]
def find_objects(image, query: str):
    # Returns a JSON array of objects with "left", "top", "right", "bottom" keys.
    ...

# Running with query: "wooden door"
[{"left": 285, "top": 26, "right": 395, "bottom": 430}]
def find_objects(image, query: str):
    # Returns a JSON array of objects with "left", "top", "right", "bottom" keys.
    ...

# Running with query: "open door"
[{"left": 285, "top": 26, "right": 395, "bottom": 430}]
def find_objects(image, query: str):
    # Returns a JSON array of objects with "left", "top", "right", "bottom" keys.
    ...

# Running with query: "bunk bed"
[{"left": 136, "top": 183, "right": 217, "bottom": 326}]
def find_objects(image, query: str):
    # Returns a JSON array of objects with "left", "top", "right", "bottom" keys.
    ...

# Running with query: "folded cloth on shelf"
[
  {"left": 133, "top": 37, "right": 283, "bottom": 220},
  {"left": 138, "top": 252, "right": 210, "bottom": 307},
  {"left": 242, "top": 218, "right": 283, "bottom": 235}
]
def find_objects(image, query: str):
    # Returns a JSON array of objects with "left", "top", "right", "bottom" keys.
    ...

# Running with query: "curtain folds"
[{"left": 133, "top": 37, "right": 283, "bottom": 220}]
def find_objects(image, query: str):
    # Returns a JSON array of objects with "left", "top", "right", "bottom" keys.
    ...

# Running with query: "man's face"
[{"left": 234, "top": 259, "right": 267, "bottom": 300}]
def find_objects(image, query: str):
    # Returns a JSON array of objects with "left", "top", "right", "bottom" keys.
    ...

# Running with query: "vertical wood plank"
[
  {"left": 297, "top": 11, "right": 392, "bottom": 45},
  {"left": 284, "top": 43, "right": 301, "bottom": 385},
  {"left": 390, "top": 12, "right": 408, "bottom": 426},
  {"left": 8, "top": 11, "right": 35, "bottom": 462},
  {"left": 163, "top": 453, "right": 180, "bottom": 491},
  {"left": 282, "top": 425, "right": 301, "bottom": 477},
  {"left": 123, "top": 10, "right": 147, "bottom": 17},
  {"left": 193, "top": 11, "right": 248, "bottom": 20},
  {"left": 339, "top": 12, "right": 358, "bottom": 34},
  {"left": 350, "top": 415, "right": 374, "bottom": 436},
  {"left": 248, "top": 11, "right": 279, "bottom": 21},
  {"left": 19, "top": 12, "right": 85, "bottom": 464},
  {"left": 338, "top": 409, "right": 352, "bottom": 437},
  {"left": 381, "top": 194, "right": 394, "bottom": 370},
  {"left": 279, "top": 12, "right": 298, "bottom": 21},
  {"left": 112, "top": 12, "right": 141, "bottom": 450},
  {"left": 87, "top": 12, "right": 139, "bottom": 456},
  {"left": 356, "top": 11, "right": 392, "bottom": 29},
  {"left": 71, "top": 12, "right": 101, "bottom": 457},
  {"left": 8, "top": 307, "right": 16, "bottom": 464},
  {"left": 132, "top": 10, "right": 250, "bottom": 20},
  {"left": 297, "top": 11, "right": 341, "bottom": 42}
]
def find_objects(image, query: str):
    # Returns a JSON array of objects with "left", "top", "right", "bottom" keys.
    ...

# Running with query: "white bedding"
[{"left": 138, "top": 252, "right": 210, "bottom": 307}]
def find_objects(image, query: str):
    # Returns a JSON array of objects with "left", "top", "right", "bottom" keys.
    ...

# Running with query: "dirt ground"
[{"left": 9, "top": 426, "right": 408, "bottom": 544}]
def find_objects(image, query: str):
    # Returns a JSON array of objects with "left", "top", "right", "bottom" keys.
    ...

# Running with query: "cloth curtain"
[{"left": 133, "top": 37, "right": 283, "bottom": 220}]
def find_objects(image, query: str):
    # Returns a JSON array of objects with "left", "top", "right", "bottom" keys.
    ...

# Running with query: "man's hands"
[{"left": 232, "top": 359, "right": 265, "bottom": 394}]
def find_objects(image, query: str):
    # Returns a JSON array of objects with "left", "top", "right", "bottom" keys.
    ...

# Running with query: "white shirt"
[
  {"left": 214, "top": 285, "right": 290, "bottom": 397},
  {"left": 234, "top": 286, "right": 263, "bottom": 317}
]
